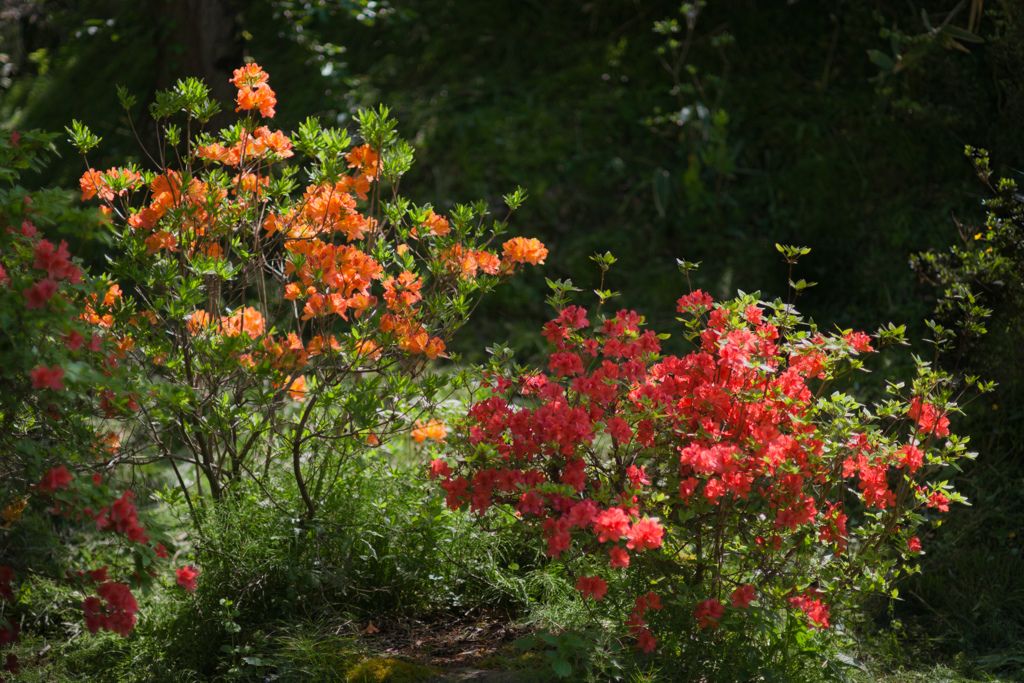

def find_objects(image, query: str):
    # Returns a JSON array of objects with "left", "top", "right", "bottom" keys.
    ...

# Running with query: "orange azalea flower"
[
  {"left": 98, "top": 431, "right": 121, "bottom": 456},
  {"left": 366, "top": 432, "right": 380, "bottom": 445},
  {"left": 106, "top": 167, "right": 144, "bottom": 192},
  {"left": 80, "top": 168, "right": 113, "bottom": 202},
  {"left": 112, "top": 335, "right": 135, "bottom": 359},
  {"left": 233, "top": 172, "right": 269, "bottom": 196},
  {"left": 424, "top": 337, "right": 446, "bottom": 359},
  {"left": 383, "top": 270, "right": 423, "bottom": 311},
  {"left": 308, "top": 334, "right": 343, "bottom": 356},
  {"left": 232, "top": 64, "right": 276, "bottom": 118},
  {"left": 187, "top": 310, "right": 214, "bottom": 335},
  {"left": 130, "top": 310, "right": 158, "bottom": 327},
  {"left": 263, "top": 335, "right": 308, "bottom": 373},
  {"left": 144, "top": 230, "right": 178, "bottom": 254},
  {"left": 263, "top": 213, "right": 281, "bottom": 237},
  {"left": 423, "top": 211, "right": 450, "bottom": 236},
  {"left": 301, "top": 182, "right": 358, "bottom": 234},
  {"left": 411, "top": 419, "right": 447, "bottom": 443},
  {"left": 223, "top": 306, "right": 265, "bottom": 338},
  {"left": 347, "top": 292, "right": 377, "bottom": 318},
  {"left": 286, "top": 375, "right": 307, "bottom": 402},
  {"left": 102, "top": 284, "right": 122, "bottom": 307},
  {"left": 188, "top": 242, "right": 223, "bottom": 261},
  {"left": 353, "top": 339, "right": 381, "bottom": 360},
  {"left": 440, "top": 243, "right": 479, "bottom": 280},
  {"left": 340, "top": 173, "right": 371, "bottom": 201},
  {"left": 502, "top": 237, "right": 548, "bottom": 266},
  {"left": 400, "top": 329, "right": 430, "bottom": 355},
  {"left": 337, "top": 212, "right": 372, "bottom": 242},
  {"left": 130, "top": 206, "right": 164, "bottom": 232},
  {"left": 81, "top": 303, "right": 113, "bottom": 328},
  {"left": 251, "top": 127, "right": 294, "bottom": 158},
  {"left": 345, "top": 144, "right": 380, "bottom": 178},
  {"left": 236, "top": 83, "right": 276, "bottom": 118},
  {"left": 475, "top": 250, "right": 501, "bottom": 275},
  {"left": 150, "top": 172, "right": 185, "bottom": 211},
  {"left": 411, "top": 210, "right": 451, "bottom": 238},
  {"left": 301, "top": 293, "right": 327, "bottom": 321},
  {"left": 80, "top": 167, "right": 144, "bottom": 201},
  {"left": 230, "top": 63, "right": 270, "bottom": 88},
  {"left": 195, "top": 142, "right": 239, "bottom": 166}
]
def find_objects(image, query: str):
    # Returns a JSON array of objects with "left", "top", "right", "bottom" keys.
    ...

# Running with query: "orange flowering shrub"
[{"left": 69, "top": 65, "right": 541, "bottom": 524}]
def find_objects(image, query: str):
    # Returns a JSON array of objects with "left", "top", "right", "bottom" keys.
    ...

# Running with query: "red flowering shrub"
[
  {"left": 0, "top": 131, "right": 174, "bottom": 668},
  {"left": 434, "top": 288, "right": 974, "bottom": 651}
]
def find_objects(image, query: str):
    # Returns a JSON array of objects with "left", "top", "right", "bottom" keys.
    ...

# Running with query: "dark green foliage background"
[{"left": 6, "top": 0, "right": 1022, "bottom": 346}]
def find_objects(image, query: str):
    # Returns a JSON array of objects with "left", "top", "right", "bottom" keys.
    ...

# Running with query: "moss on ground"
[{"left": 345, "top": 656, "right": 437, "bottom": 682}]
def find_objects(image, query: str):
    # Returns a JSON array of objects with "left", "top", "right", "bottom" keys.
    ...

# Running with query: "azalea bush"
[
  {"left": 0, "top": 130, "right": 179, "bottom": 677},
  {"left": 431, "top": 258, "right": 983, "bottom": 661},
  {"left": 68, "top": 63, "right": 543, "bottom": 570}
]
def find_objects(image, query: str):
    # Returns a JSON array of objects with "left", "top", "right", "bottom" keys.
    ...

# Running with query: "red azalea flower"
[
  {"left": 23, "top": 278, "right": 58, "bottom": 309},
  {"left": 574, "top": 576, "right": 607, "bottom": 601},
  {"left": 176, "top": 565, "right": 199, "bottom": 592},
  {"left": 693, "top": 598, "right": 725, "bottom": 628},
  {"left": 31, "top": 364, "right": 65, "bottom": 391},
  {"left": 730, "top": 584, "right": 757, "bottom": 608},
  {"left": 36, "top": 465, "right": 74, "bottom": 493}
]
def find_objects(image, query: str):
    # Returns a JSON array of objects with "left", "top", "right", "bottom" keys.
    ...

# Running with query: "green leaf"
[
  {"left": 513, "top": 636, "right": 539, "bottom": 650},
  {"left": 653, "top": 167, "right": 671, "bottom": 218},
  {"left": 551, "top": 659, "right": 573, "bottom": 677},
  {"left": 940, "top": 25, "right": 984, "bottom": 43},
  {"left": 867, "top": 49, "right": 895, "bottom": 70}
]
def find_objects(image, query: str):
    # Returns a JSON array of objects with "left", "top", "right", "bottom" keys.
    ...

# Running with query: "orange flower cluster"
[
  {"left": 346, "top": 144, "right": 380, "bottom": 182},
  {"left": 412, "top": 419, "right": 447, "bottom": 443},
  {"left": 222, "top": 306, "right": 265, "bottom": 338},
  {"left": 260, "top": 333, "right": 308, "bottom": 374},
  {"left": 409, "top": 210, "right": 451, "bottom": 238},
  {"left": 195, "top": 126, "right": 294, "bottom": 166},
  {"left": 79, "top": 167, "right": 144, "bottom": 202},
  {"left": 232, "top": 172, "right": 269, "bottom": 197},
  {"left": 264, "top": 178, "right": 375, "bottom": 243},
  {"left": 307, "top": 334, "right": 343, "bottom": 356},
  {"left": 281, "top": 375, "right": 307, "bottom": 402},
  {"left": 74, "top": 62, "right": 552, "bottom": 432},
  {"left": 353, "top": 338, "right": 382, "bottom": 360},
  {"left": 281, "top": 241, "right": 381, "bottom": 321},
  {"left": 94, "top": 170, "right": 230, "bottom": 256},
  {"left": 80, "top": 284, "right": 123, "bottom": 329},
  {"left": 186, "top": 306, "right": 264, "bottom": 338},
  {"left": 97, "top": 431, "right": 121, "bottom": 457},
  {"left": 381, "top": 314, "right": 446, "bottom": 359},
  {"left": 230, "top": 63, "right": 276, "bottom": 118},
  {"left": 502, "top": 237, "right": 548, "bottom": 266},
  {"left": 383, "top": 270, "right": 423, "bottom": 311},
  {"left": 439, "top": 243, "right": 502, "bottom": 280}
]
